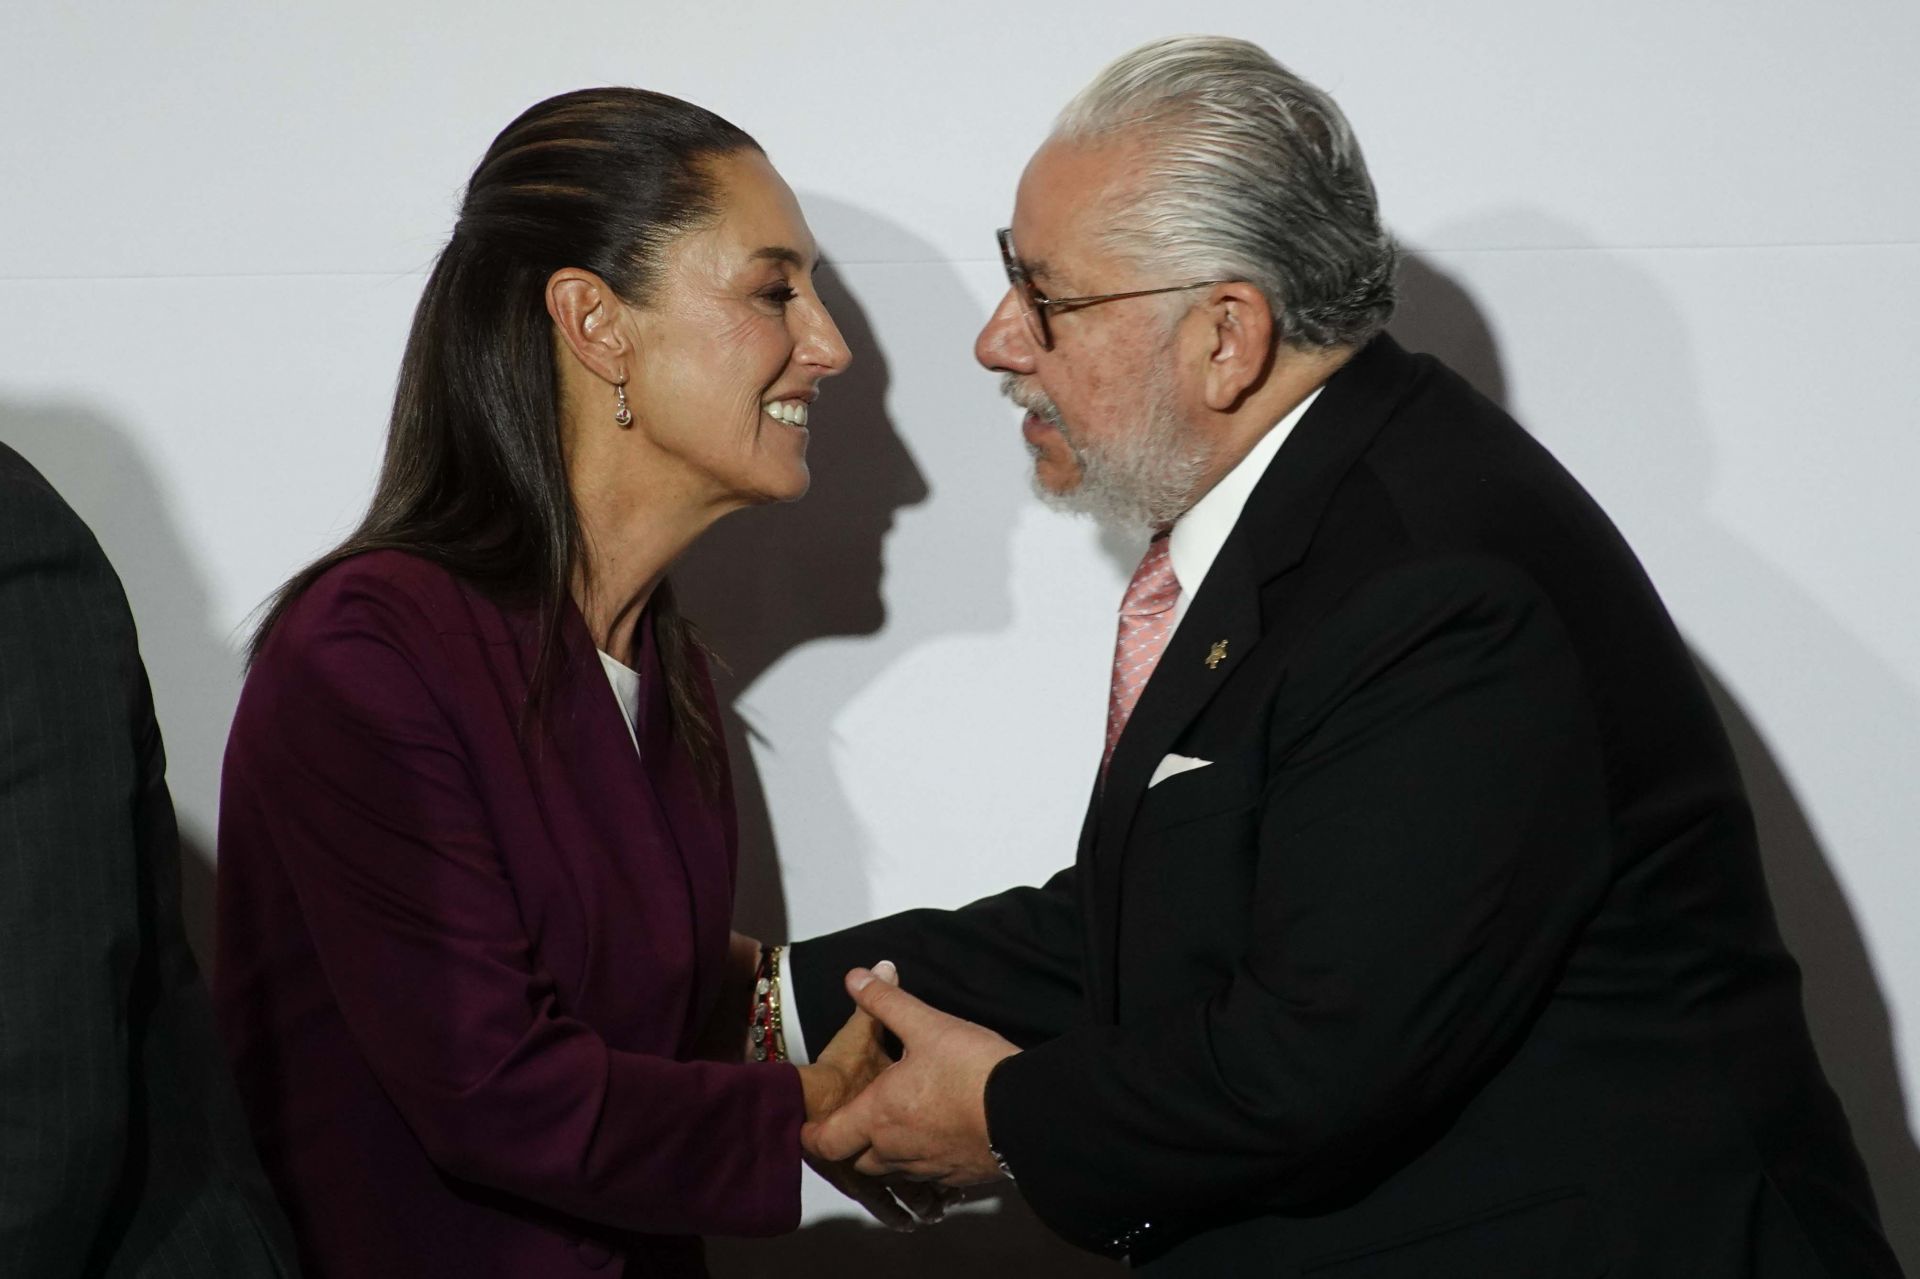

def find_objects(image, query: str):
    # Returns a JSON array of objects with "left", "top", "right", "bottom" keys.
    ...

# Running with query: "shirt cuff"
[{"left": 779, "top": 944, "right": 811, "bottom": 1065}]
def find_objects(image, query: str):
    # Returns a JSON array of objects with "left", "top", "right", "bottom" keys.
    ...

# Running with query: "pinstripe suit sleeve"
[{"left": 0, "top": 459, "right": 143, "bottom": 1277}]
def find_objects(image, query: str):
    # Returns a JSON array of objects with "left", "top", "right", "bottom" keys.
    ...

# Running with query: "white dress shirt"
[
  {"left": 1166, "top": 385, "right": 1322, "bottom": 632},
  {"left": 598, "top": 649, "right": 642, "bottom": 757},
  {"left": 780, "top": 386, "right": 1324, "bottom": 1065},
  {"left": 778, "top": 947, "right": 811, "bottom": 1063}
]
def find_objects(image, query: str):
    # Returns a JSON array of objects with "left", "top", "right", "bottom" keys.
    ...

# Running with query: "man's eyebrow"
[{"left": 751, "top": 245, "right": 823, "bottom": 271}]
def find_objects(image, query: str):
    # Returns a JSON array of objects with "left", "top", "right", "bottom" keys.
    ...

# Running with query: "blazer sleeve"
[
  {"left": 0, "top": 469, "right": 139, "bottom": 1276},
  {"left": 982, "top": 555, "right": 1615, "bottom": 1253},
  {"left": 789, "top": 869, "right": 1088, "bottom": 1054},
  {"left": 243, "top": 574, "right": 803, "bottom": 1237}
]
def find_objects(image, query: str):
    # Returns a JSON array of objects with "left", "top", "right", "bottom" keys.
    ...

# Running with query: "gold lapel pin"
[{"left": 1205, "top": 639, "right": 1229, "bottom": 670}]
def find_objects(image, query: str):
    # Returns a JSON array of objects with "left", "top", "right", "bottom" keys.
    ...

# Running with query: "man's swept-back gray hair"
[{"left": 1053, "top": 35, "right": 1397, "bottom": 349}]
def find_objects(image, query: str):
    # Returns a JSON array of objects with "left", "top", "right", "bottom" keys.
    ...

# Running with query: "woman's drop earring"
[{"left": 613, "top": 381, "right": 633, "bottom": 428}]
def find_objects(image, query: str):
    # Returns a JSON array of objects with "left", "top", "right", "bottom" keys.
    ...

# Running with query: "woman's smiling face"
[{"left": 620, "top": 148, "right": 852, "bottom": 508}]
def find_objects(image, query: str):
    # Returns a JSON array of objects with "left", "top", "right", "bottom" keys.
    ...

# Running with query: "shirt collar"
[{"left": 1168, "top": 385, "right": 1324, "bottom": 626}]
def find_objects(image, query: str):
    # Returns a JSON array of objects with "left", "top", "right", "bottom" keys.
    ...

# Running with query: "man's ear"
[
  {"left": 546, "top": 268, "right": 633, "bottom": 385},
  {"left": 1199, "top": 281, "right": 1276, "bottom": 412}
]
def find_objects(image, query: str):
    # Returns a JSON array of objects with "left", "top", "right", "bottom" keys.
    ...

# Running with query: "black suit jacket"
[
  {"left": 0, "top": 444, "right": 298, "bottom": 1277},
  {"left": 794, "top": 337, "right": 1900, "bottom": 1277}
]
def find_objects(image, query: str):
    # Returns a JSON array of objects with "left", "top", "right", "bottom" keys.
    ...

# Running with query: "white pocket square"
[{"left": 1149, "top": 753, "right": 1213, "bottom": 788}]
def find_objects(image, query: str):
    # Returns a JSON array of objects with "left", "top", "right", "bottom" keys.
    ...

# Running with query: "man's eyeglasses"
[{"left": 996, "top": 227, "right": 1230, "bottom": 351}]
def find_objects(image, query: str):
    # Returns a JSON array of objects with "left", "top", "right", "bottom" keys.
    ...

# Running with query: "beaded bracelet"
[{"left": 750, "top": 943, "right": 788, "bottom": 1063}]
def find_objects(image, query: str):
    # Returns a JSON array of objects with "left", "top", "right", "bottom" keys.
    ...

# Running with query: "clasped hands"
[{"left": 800, "top": 962, "right": 1021, "bottom": 1228}]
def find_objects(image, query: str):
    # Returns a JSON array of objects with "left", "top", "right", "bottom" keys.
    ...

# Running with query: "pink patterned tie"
[{"left": 1104, "top": 534, "right": 1181, "bottom": 772}]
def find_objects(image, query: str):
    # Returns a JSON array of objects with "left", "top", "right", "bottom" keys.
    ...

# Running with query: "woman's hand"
[
  {"left": 795, "top": 961, "right": 948, "bottom": 1230},
  {"left": 796, "top": 960, "right": 897, "bottom": 1120}
]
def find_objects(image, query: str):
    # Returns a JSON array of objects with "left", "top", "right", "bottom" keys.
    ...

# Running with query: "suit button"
[{"left": 573, "top": 1238, "right": 613, "bottom": 1269}]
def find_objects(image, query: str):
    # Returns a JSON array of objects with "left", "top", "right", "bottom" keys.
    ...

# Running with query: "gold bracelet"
[
  {"left": 751, "top": 943, "right": 789, "bottom": 1063},
  {"left": 766, "top": 943, "right": 786, "bottom": 1063}
]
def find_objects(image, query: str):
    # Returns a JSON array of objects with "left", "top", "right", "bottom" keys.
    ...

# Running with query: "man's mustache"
[{"left": 1000, "top": 374, "right": 1064, "bottom": 429}]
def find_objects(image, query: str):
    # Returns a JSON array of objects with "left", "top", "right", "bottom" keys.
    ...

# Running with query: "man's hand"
[
  {"left": 795, "top": 961, "right": 948, "bottom": 1229},
  {"left": 796, "top": 961, "right": 897, "bottom": 1118},
  {"left": 802, "top": 966, "right": 1020, "bottom": 1187}
]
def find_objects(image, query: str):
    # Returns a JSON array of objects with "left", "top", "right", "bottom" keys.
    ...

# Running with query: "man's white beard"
[{"left": 1003, "top": 371, "right": 1206, "bottom": 533}]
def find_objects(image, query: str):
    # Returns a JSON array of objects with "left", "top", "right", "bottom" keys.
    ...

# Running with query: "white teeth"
[{"left": 763, "top": 400, "right": 809, "bottom": 427}]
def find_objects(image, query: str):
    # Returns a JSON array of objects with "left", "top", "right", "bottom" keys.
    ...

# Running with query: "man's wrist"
[{"left": 778, "top": 943, "right": 812, "bottom": 1064}]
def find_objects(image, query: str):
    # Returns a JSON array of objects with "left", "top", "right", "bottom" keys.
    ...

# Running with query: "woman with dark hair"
[{"left": 214, "top": 89, "right": 889, "bottom": 1277}]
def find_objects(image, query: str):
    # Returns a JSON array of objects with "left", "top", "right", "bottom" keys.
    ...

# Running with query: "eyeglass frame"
[{"left": 996, "top": 227, "right": 1231, "bottom": 350}]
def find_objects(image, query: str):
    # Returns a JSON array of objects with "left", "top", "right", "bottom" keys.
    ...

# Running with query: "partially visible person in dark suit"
[
  {"left": 0, "top": 442, "right": 300, "bottom": 1277},
  {"left": 795, "top": 36, "right": 1904, "bottom": 1278},
  {"left": 215, "top": 88, "right": 907, "bottom": 1279}
]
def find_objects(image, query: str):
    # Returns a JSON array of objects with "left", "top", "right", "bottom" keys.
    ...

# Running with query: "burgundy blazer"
[{"left": 214, "top": 551, "right": 802, "bottom": 1279}]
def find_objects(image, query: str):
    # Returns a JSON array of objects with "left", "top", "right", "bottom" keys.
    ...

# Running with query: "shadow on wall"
[
  {"left": 1699, "top": 661, "right": 1920, "bottom": 1254},
  {"left": 678, "top": 191, "right": 1038, "bottom": 947},
  {"left": 0, "top": 401, "right": 230, "bottom": 974},
  {"left": 690, "top": 197, "right": 1113, "bottom": 1275},
  {"left": 1388, "top": 255, "right": 1507, "bottom": 409},
  {"left": 1393, "top": 244, "right": 1920, "bottom": 1267},
  {"left": 673, "top": 225, "right": 931, "bottom": 943}
]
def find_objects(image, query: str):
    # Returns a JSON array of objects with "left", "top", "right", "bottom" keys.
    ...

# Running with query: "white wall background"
[{"left": 3, "top": 2, "right": 1915, "bottom": 1270}]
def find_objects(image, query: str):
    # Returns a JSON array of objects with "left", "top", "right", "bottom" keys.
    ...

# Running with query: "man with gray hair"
[{"left": 793, "top": 36, "right": 1899, "bottom": 1275}]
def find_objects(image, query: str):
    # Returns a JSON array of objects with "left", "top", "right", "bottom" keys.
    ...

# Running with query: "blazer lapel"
[
  {"left": 539, "top": 605, "right": 730, "bottom": 1045},
  {"left": 1081, "top": 334, "right": 1428, "bottom": 1015},
  {"left": 624, "top": 616, "right": 733, "bottom": 1043}
]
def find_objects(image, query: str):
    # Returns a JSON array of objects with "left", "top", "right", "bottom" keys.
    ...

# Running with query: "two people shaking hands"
[{"left": 138, "top": 31, "right": 1900, "bottom": 1279}]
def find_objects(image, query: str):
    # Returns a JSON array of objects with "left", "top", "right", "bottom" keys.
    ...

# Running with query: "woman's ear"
[
  {"left": 546, "top": 268, "right": 632, "bottom": 385},
  {"left": 1199, "top": 281, "right": 1277, "bottom": 412}
]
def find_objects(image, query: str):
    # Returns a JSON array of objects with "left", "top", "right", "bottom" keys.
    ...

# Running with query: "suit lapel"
[
  {"left": 1098, "top": 543, "right": 1262, "bottom": 830},
  {"left": 1081, "top": 334, "right": 1429, "bottom": 1016}
]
